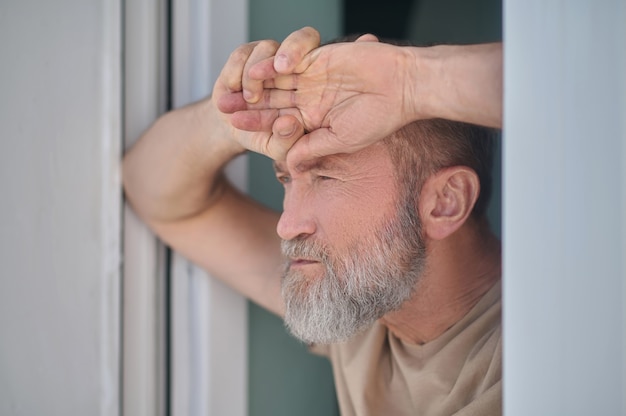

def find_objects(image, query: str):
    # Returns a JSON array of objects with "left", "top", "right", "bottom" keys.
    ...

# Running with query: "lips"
[
  {"left": 281, "top": 238, "right": 328, "bottom": 270},
  {"left": 290, "top": 258, "right": 320, "bottom": 267}
]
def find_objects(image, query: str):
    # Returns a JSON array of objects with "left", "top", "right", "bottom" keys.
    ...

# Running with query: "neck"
[{"left": 380, "top": 221, "right": 501, "bottom": 345}]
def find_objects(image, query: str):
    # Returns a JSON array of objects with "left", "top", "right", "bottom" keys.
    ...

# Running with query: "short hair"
[{"left": 384, "top": 119, "right": 499, "bottom": 219}]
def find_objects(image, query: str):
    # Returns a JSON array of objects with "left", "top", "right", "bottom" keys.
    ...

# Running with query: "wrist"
[
  {"left": 405, "top": 45, "right": 444, "bottom": 122},
  {"left": 407, "top": 43, "right": 503, "bottom": 128},
  {"left": 198, "top": 98, "right": 248, "bottom": 161}
]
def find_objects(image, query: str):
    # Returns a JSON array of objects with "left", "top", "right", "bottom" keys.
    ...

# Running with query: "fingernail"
[
  {"left": 275, "top": 54, "right": 289, "bottom": 72},
  {"left": 278, "top": 123, "right": 296, "bottom": 137},
  {"left": 243, "top": 89, "right": 254, "bottom": 102}
]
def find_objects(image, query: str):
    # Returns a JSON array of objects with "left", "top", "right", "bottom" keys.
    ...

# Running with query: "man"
[{"left": 123, "top": 27, "right": 502, "bottom": 415}]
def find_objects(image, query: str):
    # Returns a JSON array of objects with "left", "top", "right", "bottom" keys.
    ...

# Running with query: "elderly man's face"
[{"left": 275, "top": 143, "right": 426, "bottom": 344}]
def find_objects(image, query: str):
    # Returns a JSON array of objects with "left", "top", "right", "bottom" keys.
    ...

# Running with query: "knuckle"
[
  {"left": 256, "top": 39, "right": 279, "bottom": 53},
  {"left": 229, "top": 45, "right": 251, "bottom": 63},
  {"left": 302, "top": 26, "right": 320, "bottom": 42}
]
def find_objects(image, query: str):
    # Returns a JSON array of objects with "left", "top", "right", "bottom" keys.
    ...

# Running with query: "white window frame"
[
  {"left": 123, "top": 1, "right": 169, "bottom": 415},
  {"left": 170, "top": 0, "right": 249, "bottom": 415},
  {"left": 123, "top": 0, "right": 248, "bottom": 415}
]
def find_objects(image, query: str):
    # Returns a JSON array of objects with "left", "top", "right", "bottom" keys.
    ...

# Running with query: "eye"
[
  {"left": 314, "top": 173, "right": 338, "bottom": 183},
  {"left": 276, "top": 174, "right": 291, "bottom": 185}
]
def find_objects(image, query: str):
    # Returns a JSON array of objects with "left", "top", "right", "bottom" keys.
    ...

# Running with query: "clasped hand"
[{"left": 213, "top": 26, "right": 420, "bottom": 163}]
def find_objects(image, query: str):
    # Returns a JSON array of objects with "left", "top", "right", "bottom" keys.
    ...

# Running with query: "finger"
[
  {"left": 248, "top": 56, "right": 278, "bottom": 81},
  {"left": 230, "top": 88, "right": 299, "bottom": 111},
  {"left": 273, "top": 26, "right": 321, "bottom": 74},
  {"left": 355, "top": 33, "right": 379, "bottom": 42},
  {"left": 219, "top": 42, "right": 259, "bottom": 94},
  {"left": 270, "top": 74, "right": 297, "bottom": 90},
  {"left": 266, "top": 114, "right": 305, "bottom": 161},
  {"left": 285, "top": 128, "right": 341, "bottom": 164},
  {"left": 272, "top": 113, "right": 304, "bottom": 139},
  {"left": 242, "top": 39, "right": 279, "bottom": 103},
  {"left": 216, "top": 83, "right": 298, "bottom": 112},
  {"left": 230, "top": 109, "right": 280, "bottom": 132},
  {"left": 232, "top": 107, "right": 303, "bottom": 133},
  {"left": 216, "top": 91, "right": 248, "bottom": 114},
  {"left": 262, "top": 78, "right": 277, "bottom": 88}
]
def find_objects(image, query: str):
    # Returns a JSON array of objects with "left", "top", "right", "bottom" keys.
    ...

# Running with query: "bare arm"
[
  {"left": 123, "top": 97, "right": 287, "bottom": 315},
  {"left": 409, "top": 42, "right": 502, "bottom": 129},
  {"left": 218, "top": 28, "right": 502, "bottom": 161},
  {"left": 122, "top": 31, "right": 327, "bottom": 315},
  {"left": 122, "top": 34, "right": 320, "bottom": 315}
]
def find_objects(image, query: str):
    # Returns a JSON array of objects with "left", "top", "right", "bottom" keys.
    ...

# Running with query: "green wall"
[{"left": 246, "top": 1, "right": 502, "bottom": 415}]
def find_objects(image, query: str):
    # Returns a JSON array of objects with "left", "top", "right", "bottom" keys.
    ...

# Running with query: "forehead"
[{"left": 273, "top": 142, "right": 393, "bottom": 175}]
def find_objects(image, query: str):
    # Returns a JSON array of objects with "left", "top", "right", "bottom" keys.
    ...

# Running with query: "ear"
[{"left": 418, "top": 167, "right": 480, "bottom": 240}]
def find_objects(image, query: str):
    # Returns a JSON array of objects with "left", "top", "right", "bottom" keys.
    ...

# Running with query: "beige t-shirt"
[{"left": 313, "top": 282, "right": 501, "bottom": 416}]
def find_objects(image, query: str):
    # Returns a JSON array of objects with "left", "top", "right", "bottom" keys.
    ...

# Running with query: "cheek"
[{"left": 314, "top": 187, "right": 397, "bottom": 250}]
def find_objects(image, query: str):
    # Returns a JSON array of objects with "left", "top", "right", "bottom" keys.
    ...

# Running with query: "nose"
[{"left": 276, "top": 189, "right": 316, "bottom": 241}]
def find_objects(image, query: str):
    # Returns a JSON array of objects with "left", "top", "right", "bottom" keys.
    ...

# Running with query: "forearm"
[
  {"left": 410, "top": 42, "right": 502, "bottom": 128},
  {"left": 122, "top": 97, "right": 245, "bottom": 223}
]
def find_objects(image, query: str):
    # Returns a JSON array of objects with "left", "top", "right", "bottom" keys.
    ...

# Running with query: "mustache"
[{"left": 281, "top": 238, "right": 330, "bottom": 262}]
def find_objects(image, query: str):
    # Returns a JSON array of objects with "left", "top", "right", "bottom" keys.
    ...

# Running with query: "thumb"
[
  {"left": 286, "top": 128, "right": 345, "bottom": 164},
  {"left": 267, "top": 115, "right": 305, "bottom": 161}
]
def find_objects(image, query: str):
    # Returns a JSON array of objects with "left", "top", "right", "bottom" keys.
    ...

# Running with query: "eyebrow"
[
  {"left": 273, "top": 157, "right": 347, "bottom": 176},
  {"left": 298, "top": 158, "right": 332, "bottom": 172}
]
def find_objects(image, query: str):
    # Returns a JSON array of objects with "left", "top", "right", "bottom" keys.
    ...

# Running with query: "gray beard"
[{"left": 280, "top": 201, "right": 426, "bottom": 345}]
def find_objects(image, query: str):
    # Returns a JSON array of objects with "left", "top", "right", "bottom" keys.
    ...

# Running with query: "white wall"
[
  {"left": 504, "top": 0, "right": 626, "bottom": 414},
  {"left": 0, "top": 1, "right": 122, "bottom": 415}
]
